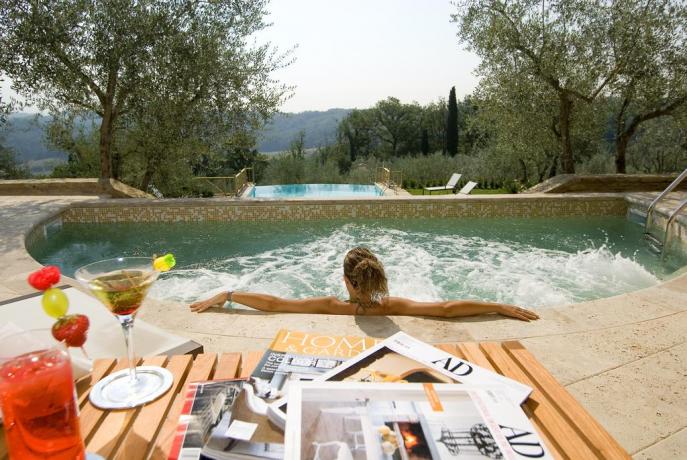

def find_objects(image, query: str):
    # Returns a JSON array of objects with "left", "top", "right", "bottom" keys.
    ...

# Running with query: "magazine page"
[
  {"left": 201, "top": 387, "right": 285, "bottom": 460},
  {"left": 285, "top": 382, "right": 552, "bottom": 460},
  {"left": 250, "top": 329, "right": 381, "bottom": 399},
  {"left": 168, "top": 379, "right": 246, "bottom": 460},
  {"left": 269, "top": 332, "right": 532, "bottom": 429}
]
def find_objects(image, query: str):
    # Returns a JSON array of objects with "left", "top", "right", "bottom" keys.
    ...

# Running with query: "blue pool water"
[
  {"left": 30, "top": 217, "right": 675, "bottom": 308},
  {"left": 249, "top": 184, "right": 383, "bottom": 198}
]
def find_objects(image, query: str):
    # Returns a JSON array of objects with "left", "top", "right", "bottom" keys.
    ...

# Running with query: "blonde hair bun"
[{"left": 344, "top": 247, "right": 389, "bottom": 305}]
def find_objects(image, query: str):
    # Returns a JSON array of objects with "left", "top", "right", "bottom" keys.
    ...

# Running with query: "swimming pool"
[
  {"left": 249, "top": 184, "right": 383, "bottom": 198},
  {"left": 30, "top": 216, "right": 673, "bottom": 308}
]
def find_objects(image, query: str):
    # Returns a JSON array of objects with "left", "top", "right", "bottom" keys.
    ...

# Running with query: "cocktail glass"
[
  {"left": 0, "top": 329, "right": 86, "bottom": 459},
  {"left": 75, "top": 257, "right": 172, "bottom": 409}
]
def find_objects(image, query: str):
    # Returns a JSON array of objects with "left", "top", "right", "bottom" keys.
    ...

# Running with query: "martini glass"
[{"left": 75, "top": 257, "right": 172, "bottom": 409}]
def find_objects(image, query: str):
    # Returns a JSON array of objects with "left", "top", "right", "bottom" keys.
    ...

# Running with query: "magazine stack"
[{"left": 168, "top": 330, "right": 553, "bottom": 460}]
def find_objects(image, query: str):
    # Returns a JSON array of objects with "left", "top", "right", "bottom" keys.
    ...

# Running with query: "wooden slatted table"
[{"left": 0, "top": 342, "right": 630, "bottom": 459}]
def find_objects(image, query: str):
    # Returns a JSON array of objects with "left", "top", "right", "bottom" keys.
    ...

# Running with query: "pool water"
[
  {"left": 30, "top": 217, "right": 676, "bottom": 308},
  {"left": 249, "top": 184, "right": 383, "bottom": 198}
]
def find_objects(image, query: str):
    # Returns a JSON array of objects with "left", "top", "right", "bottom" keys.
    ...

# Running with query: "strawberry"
[
  {"left": 51, "top": 314, "right": 90, "bottom": 347},
  {"left": 28, "top": 266, "right": 61, "bottom": 291}
]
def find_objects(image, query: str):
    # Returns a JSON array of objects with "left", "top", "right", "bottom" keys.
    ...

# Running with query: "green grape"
[{"left": 42, "top": 288, "right": 69, "bottom": 318}]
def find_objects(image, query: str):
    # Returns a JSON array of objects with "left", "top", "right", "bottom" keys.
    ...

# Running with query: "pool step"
[{"left": 644, "top": 232, "right": 663, "bottom": 254}]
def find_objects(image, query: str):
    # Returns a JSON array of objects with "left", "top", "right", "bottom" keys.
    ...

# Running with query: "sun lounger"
[
  {"left": 458, "top": 181, "right": 478, "bottom": 195},
  {"left": 423, "top": 173, "right": 462, "bottom": 194},
  {"left": 0, "top": 287, "right": 202, "bottom": 364}
]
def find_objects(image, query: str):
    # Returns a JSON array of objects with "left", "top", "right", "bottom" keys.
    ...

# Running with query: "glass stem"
[{"left": 119, "top": 315, "right": 137, "bottom": 384}]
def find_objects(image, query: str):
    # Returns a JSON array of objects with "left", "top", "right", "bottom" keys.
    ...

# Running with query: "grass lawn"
[{"left": 406, "top": 188, "right": 509, "bottom": 195}]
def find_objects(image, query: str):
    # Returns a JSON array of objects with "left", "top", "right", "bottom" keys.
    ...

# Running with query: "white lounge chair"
[
  {"left": 458, "top": 181, "right": 478, "bottom": 195},
  {"left": 423, "top": 173, "right": 462, "bottom": 194}
]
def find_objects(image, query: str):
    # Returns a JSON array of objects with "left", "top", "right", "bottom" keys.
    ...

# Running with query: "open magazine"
[
  {"left": 167, "top": 380, "right": 284, "bottom": 460},
  {"left": 268, "top": 332, "right": 532, "bottom": 427},
  {"left": 250, "top": 329, "right": 380, "bottom": 399},
  {"left": 285, "top": 382, "right": 552, "bottom": 460}
]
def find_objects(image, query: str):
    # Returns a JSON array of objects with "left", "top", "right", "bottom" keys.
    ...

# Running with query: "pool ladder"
[{"left": 644, "top": 168, "right": 687, "bottom": 257}]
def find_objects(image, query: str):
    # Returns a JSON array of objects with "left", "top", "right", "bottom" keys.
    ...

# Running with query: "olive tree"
[
  {"left": 608, "top": 0, "right": 687, "bottom": 172},
  {"left": 453, "top": 1, "right": 628, "bottom": 173},
  {"left": 0, "top": 0, "right": 291, "bottom": 180}
]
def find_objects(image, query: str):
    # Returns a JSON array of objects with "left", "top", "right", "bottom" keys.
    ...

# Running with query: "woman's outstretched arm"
[
  {"left": 385, "top": 297, "right": 539, "bottom": 321},
  {"left": 189, "top": 291, "right": 353, "bottom": 314}
]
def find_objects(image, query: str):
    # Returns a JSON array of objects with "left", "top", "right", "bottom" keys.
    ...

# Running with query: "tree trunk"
[
  {"left": 615, "top": 117, "right": 642, "bottom": 174},
  {"left": 98, "top": 105, "right": 114, "bottom": 179},
  {"left": 140, "top": 158, "right": 155, "bottom": 192},
  {"left": 547, "top": 152, "right": 559, "bottom": 179},
  {"left": 518, "top": 158, "right": 528, "bottom": 183},
  {"left": 111, "top": 144, "right": 122, "bottom": 180},
  {"left": 346, "top": 132, "right": 357, "bottom": 162},
  {"left": 615, "top": 133, "right": 630, "bottom": 173},
  {"left": 558, "top": 92, "right": 575, "bottom": 174}
]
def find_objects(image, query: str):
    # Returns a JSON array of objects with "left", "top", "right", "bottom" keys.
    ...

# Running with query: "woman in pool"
[{"left": 190, "top": 247, "right": 539, "bottom": 321}]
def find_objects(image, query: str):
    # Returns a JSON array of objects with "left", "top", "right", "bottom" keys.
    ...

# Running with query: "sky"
[
  {"left": 1, "top": 0, "right": 481, "bottom": 114},
  {"left": 260, "top": 0, "right": 480, "bottom": 112}
]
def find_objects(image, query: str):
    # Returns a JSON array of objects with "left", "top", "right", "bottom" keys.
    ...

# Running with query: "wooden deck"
[{"left": 0, "top": 341, "right": 630, "bottom": 459}]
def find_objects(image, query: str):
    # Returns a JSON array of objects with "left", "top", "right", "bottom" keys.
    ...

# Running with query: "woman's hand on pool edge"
[
  {"left": 498, "top": 305, "right": 540, "bottom": 321},
  {"left": 190, "top": 292, "right": 229, "bottom": 313}
]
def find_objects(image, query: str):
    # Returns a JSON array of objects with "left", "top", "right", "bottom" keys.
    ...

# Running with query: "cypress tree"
[
  {"left": 446, "top": 86, "right": 458, "bottom": 156},
  {"left": 420, "top": 128, "right": 429, "bottom": 155}
]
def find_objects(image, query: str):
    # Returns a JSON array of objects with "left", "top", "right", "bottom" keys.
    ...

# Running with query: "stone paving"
[{"left": 1, "top": 194, "right": 685, "bottom": 458}]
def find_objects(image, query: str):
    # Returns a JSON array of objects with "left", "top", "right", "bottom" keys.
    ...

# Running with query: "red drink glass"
[{"left": 0, "top": 330, "right": 85, "bottom": 460}]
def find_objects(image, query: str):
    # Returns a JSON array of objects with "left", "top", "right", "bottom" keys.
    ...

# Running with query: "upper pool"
[
  {"left": 29, "top": 216, "right": 676, "bottom": 308},
  {"left": 248, "top": 183, "right": 383, "bottom": 198}
]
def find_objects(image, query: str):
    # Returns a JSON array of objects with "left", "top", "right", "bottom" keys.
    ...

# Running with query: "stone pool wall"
[{"left": 59, "top": 194, "right": 626, "bottom": 223}]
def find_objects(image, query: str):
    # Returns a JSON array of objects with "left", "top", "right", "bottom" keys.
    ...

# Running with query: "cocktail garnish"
[
  {"left": 27, "top": 265, "right": 61, "bottom": 290},
  {"left": 52, "top": 314, "right": 90, "bottom": 347},
  {"left": 153, "top": 253, "right": 176, "bottom": 272},
  {"left": 27, "top": 266, "right": 91, "bottom": 349}
]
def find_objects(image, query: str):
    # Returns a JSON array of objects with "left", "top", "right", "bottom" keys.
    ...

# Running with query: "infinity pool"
[
  {"left": 30, "top": 217, "right": 673, "bottom": 308},
  {"left": 249, "top": 184, "right": 383, "bottom": 198}
]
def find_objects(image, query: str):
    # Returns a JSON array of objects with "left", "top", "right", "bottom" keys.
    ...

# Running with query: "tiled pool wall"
[
  {"left": 23, "top": 194, "right": 623, "bottom": 244},
  {"left": 65, "top": 195, "right": 627, "bottom": 221},
  {"left": 23, "top": 194, "right": 687, "bottom": 263}
]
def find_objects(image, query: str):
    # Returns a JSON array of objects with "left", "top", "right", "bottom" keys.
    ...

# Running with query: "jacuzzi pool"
[
  {"left": 248, "top": 183, "right": 384, "bottom": 198},
  {"left": 30, "top": 216, "right": 672, "bottom": 308}
]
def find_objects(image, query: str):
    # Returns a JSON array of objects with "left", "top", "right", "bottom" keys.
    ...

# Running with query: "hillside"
[
  {"left": 1, "top": 108, "right": 352, "bottom": 173},
  {"left": 1, "top": 113, "right": 67, "bottom": 165},
  {"left": 257, "top": 108, "right": 351, "bottom": 153}
]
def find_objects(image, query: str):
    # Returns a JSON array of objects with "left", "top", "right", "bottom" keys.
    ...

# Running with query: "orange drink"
[{"left": 0, "top": 331, "right": 85, "bottom": 459}]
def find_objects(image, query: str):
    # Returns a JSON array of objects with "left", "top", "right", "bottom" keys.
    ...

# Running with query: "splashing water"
[
  {"left": 31, "top": 217, "right": 666, "bottom": 308},
  {"left": 151, "top": 221, "right": 660, "bottom": 307}
]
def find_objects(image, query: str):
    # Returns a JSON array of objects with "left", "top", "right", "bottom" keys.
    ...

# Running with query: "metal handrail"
[
  {"left": 194, "top": 167, "right": 253, "bottom": 197},
  {"left": 375, "top": 166, "right": 403, "bottom": 194},
  {"left": 661, "top": 196, "right": 687, "bottom": 260},
  {"left": 645, "top": 168, "right": 687, "bottom": 229}
]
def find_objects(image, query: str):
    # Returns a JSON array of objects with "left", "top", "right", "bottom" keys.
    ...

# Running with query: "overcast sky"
[{"left": 2, "top": 0, "right": 480, "bottom": 114}]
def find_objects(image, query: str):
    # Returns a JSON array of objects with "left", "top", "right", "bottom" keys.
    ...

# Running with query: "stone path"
[{"left": 1, "top": 194, "right": 685, "bottom": 458}]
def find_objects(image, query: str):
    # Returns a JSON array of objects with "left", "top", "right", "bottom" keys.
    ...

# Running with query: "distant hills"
[
  {"left": 0, "top": 108, "right": 352, "bottom": 174},
  {"left": 258, "top": 108, "right": 351, "bottom": 153}
]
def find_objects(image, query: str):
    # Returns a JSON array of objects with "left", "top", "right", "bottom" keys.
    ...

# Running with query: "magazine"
[
  {"left": 167, "top": 380, "right": 284, "bottom": 460},
  {"left": 168, "top": 379, "right": 246, "bottom": 460},
  {"left": 268, "top": 332, "right": 532, "bottom": 429},
  {"left": 250, "top": 329, "right": 381, "bottom": 399},
  {"left": 201, "top": 385, "right": 285, "bottom": 460},
  {"left": 285, "top": 382, "right": 553, "bottom": 460}
]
